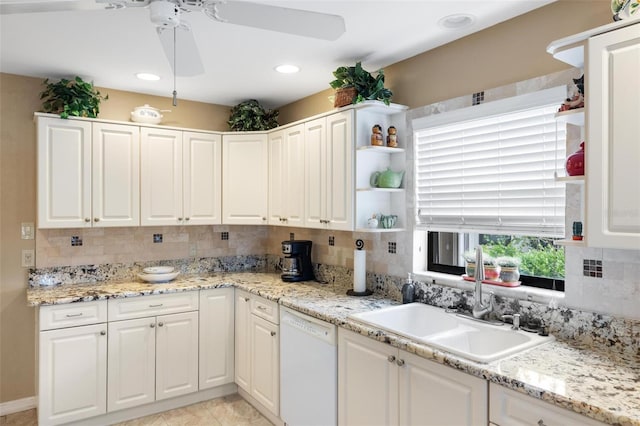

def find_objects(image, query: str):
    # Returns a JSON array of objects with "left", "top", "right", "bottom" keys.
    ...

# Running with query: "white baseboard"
[{"left": 0, "top": 396, "right": 37, "bottom": 416}]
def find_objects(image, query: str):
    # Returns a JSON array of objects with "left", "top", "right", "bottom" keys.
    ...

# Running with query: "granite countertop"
[{"left": 27, "top": 272, "right": 640, "bottom": 426}]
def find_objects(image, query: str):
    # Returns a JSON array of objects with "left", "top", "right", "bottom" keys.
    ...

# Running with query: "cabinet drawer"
[
  {"left": 40, "top": 300, "right": 107, "bottom": 331},
  {"left": 489, "top": 383, "right": 606, "bottom": 426},
  {"left": 108, "top": 292, "right": 199, "bottom": 321},
  {"left": 251, "top": 296, "right": 279, "bottom": 324}
]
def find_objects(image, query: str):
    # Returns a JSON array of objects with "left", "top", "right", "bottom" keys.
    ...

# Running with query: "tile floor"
[{"left": 0, "top": 394, "right": 272, "bottom": 426}]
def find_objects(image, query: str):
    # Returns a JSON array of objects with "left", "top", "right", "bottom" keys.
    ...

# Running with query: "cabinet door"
[
  {"left": 268, "top": 129, "right": 286, "bottom": 225},
  {"left": 304, "top": 117, "right": 327, "bottom": 228},
  {"left": 489, "top": 383, "right": 606, "bottom": 426},
  {"left": 326, "top": 111, "right": 354, "bottom": 230},
  {"left": 338, "top": 329, "right": 397, "bottom": 426},
  {"left": 284, "top": 124, "right": 306, "bottom": 227},
  {"left": 183, "top": 131, "right": 222, "bottom": 225},
  {"left": 37, "top": 117, "right": 92, "bottom": 228},
  {"left": 156, "top": 311, "right": 199, "bottom": 400},
  {"left": 222, "top": 133, "right": 268, "bottom": 224},
  {"left": 92, "top": 123, "right": 140, "bottom": 227},
  {"left": 199, "top": 287, "right": 234, "bottom": 390},
  {"left": 107, "top": 317, "right": 156, "bottom": 412},
  {"left": 587, "top": 24, "right": 640, "bottom": 249},
  {"left": 39, "top": 324, "right": 107, "bottom": 426},
  {"left": 234, "top": 290, "right": 252, "bottom": 392},
  {"left": 140, "top": 127, "right": 183, "bottom": 226},
  {"left": 399, "top": 351, "right": 487, "bottom": 426},
  {"left": 250, "top": 314, "right": 280, "bottom": 416}
]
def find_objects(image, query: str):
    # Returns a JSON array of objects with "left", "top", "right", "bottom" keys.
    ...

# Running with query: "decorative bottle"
[{"left": 401, "top": 273, "right": 415, "bottom": 304}]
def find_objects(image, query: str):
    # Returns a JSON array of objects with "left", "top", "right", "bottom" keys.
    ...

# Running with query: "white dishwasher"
[{"left": 280, "top": 306, "right": 337, "bottom": 426}]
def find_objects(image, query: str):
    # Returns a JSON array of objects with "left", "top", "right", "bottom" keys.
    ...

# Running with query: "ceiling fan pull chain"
[{"left": 172, "top": 26, "right": 178, "bottom": 106}]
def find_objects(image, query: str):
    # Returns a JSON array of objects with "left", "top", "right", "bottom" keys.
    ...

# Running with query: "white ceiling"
[{"left": 0, "top": 0, "right": 554, "bottom": 108}]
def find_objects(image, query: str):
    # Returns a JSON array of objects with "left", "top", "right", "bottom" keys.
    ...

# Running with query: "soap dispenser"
[{"left": 401, "top": 273, "right": 415, "bottom": 304}]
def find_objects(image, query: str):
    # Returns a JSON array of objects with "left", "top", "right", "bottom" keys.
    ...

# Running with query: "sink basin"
[
  {"left": 348, "top": 303, "right": 460, "bottom": 340},
  {"left": 348, "top": 303, "right": 553, "bottom": 363}
]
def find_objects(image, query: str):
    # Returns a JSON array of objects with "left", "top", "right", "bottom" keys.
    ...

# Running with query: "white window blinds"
[{"left": 413, "top": 86, "right": 566, "bottom": 237}]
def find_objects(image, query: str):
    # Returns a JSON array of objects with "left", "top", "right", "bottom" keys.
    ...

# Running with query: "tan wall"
[
  {"left": 0, "top": 73, "right": 231, "bottom": 403},
  {"left": 0, "top": 0, "right": 613, "bottom": 405},
  {"left": 279, "top": 1, "right": 611, "bottom": 124}
]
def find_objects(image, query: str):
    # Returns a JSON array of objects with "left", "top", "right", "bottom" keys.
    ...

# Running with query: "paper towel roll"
[{"left": 354, "top": 249, "right": 366, "bottom": 293}]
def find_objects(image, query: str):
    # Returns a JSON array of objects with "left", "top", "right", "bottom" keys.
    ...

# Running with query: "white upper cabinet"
[
  {"left": 92, "top": 123, "right": 140, "bottom": 227},
  {"left": 222, "top": 133, "right": 269, "bottom": 225},
  {"left": 268, "top": 124, "right": 305, "bottom": 227},
  {"left": 586, "top": 23, "right": 640, "bottom": 250},
  {"left": 38, "top": 117, "right": 92, "bottom": 228},
  {"left": 140, "top": 127, "right": 184, "bottom": 226},
  {"left": 183, "top": 131, "right": 222, "bottom": 225},
  {"left": 37, "top": 117, "right": 139, "bottom": 229},
  {"left": 304, "top": 110, "right": 354, "bottom": 231}
]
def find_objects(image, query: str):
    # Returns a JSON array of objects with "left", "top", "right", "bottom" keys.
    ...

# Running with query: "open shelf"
[
  {"left": 357, "top": 146, "right": 405, "bottom": 154},
  {"left": 554, "top": 239, "right": 586, "bottom": 247},
  {"left": 555, "top": 108, "right": 585, "bottom": 126},
  {"left": 556, "top": 175, "right": 585, "bottom": 184}
]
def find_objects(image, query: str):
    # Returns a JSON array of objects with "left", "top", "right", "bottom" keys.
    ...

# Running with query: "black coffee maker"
[{"left": 281, "top": 240, "right": 315, "bottom": 282}]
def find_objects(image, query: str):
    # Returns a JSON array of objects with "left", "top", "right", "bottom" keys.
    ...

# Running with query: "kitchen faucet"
[{"left": 472, "top": 246, "right": 495, "bottom": 319}]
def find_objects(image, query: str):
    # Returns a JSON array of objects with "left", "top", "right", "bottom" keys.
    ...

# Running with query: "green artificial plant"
[
  {"left": 227, "top": 99, "right": 279, "bottom": 131},
  {"left": 40, "top": 76, "right": 108, "bottom": 119},
  {"left": 329, "top": 61, "right": 393, "bottom": 105}
]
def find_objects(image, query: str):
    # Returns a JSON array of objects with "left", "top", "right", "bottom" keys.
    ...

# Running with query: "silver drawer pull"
[
  {"left": 257, "top": 305, "right": 267, "bottom": 311},
  {"left": 244, "top": 297, "right": 250, "bottom": 302},
  {"left": 270, "top": 331, "right": 276, "bottom": 336},
  {"left": 100, "top": 331, "right": 106, "bottom": 336},
  {"left": 149, "top": 304, "right": 163, "bottom": 308},
  {"left": 66, "top": 313, "right": 83, "bottom": 317},
  {"left": 150, "top": 323, "right": 156, "bottom": 328},
  {"left": 387, "top": 355, "right": 396, "bottom": 363},
  {"left": 538, "top": 420, "right": 547, "bottom": 426},
  {"left": 396, "top": 359, "right": 405, "bottom": 367},
  {"left": 158, "top": 322, "right": 164, "bottom": 327}
]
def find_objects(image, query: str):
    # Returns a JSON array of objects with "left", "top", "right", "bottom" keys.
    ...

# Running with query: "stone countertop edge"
[{"left": 27, "top": 272, "right": 640, "bottom": 426}]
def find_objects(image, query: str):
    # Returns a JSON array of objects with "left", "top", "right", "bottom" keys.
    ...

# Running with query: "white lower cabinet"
[
  {"left": 199, "top": 287, "right": 235, "bottom": 389},
  {"left": 108, "top": 311, "right": 199, "bottom": 411},
  {"left": 338, "top": 329, "right": 487, "bottom": 426},
  {"left": 234, "top": 289, "right": 280, "bottom": 417},
  {"left": 489, "top": 383, "right": 606, "bottom": 426}
]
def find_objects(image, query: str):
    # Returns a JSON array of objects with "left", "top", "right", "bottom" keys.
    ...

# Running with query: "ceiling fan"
[{"left": 0, "top": 0, "right": 346, "bottom": 78}]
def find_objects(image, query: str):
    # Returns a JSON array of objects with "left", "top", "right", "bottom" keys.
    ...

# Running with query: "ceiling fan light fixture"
[
  {"left": 438, "top": 14, "right": 475, "bottom": 29},
  {"left": 136, "top": 72, "right": 161, "bottom": 81},
  {"left": 275, "top": 64, "right": 300, "bottom": 74}
]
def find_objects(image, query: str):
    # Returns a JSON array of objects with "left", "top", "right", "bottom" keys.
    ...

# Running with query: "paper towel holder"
[{"left": 347, "top": 239, "right": 373, "bottom": 297}]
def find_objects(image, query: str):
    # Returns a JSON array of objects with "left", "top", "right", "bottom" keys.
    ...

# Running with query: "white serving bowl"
[
  {"left": 143, "top": 266, "right": 175, "bottom": 274},
  {"left": 138, "top": 271, "right": 180, "bottom": 283}
]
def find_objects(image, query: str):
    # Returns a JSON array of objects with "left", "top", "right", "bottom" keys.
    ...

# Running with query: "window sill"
[{"left": 413, "top": 271, "right": 565, "bottom": 306}]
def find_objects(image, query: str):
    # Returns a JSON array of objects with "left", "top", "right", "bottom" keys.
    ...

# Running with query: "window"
[{"left": 413, "top": 86, "right": 567, "bottom": 290}]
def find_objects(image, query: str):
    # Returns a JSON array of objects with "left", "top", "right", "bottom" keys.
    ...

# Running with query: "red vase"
[{"left": 566, "top": 141, "right": 585, "bottom": 176}]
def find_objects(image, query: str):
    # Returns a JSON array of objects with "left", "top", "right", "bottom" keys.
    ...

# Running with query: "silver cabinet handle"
[
  {"left": 84, "top": 218, "right": 91, "bottom": 222},
  {"left": 244, "top": 297, "right": 250, "bottom": 302},
  {"left": 388, "top": 355, "right": 396, "bottom": 363},
  {"left": 149, "top": 304, "right": 163, "bottom": 307},
  {"left": 93, "top": 218, "right": 100, "bottom": 222},
  {"left": 150, "top": 323, "right": 156, "bottom": 328},
  {"left": 158, "top": 322, "right": 164, "bottom": 327},
  {"left": 257, "top": 305, "right": 267, "bottom": 311},
  {"left": 100, "top": 330, "right": 106, "bottom": 336},
  {"left": 396, "top": 359, "right": 405, "bottom": 367},
  {"left": 65, "top": 313, "right": 83, "bottom": 317},
  {"left": 185, "top": 217, "right": 190, "bottom": 221},
  {"left": 270, "top": 331, "right": 276, "bottom": 336},
  {"left": 538, "top": 420, "right": 547, "bottom": 426},
  {"left": 178, "top": 217, "right": 183, "bottom": 221}
]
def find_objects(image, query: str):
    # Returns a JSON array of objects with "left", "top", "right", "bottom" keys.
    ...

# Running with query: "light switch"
[{"left": 21, "top": 222, "right": 34, "bottom": 240}]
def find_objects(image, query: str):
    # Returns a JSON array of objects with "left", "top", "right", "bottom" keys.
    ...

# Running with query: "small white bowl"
[
  {"left": 138, "top": 271, "right": 180, "bottom": 283},
  {"left": 143, "top": 266, "right": 175, "bottom": 274}
]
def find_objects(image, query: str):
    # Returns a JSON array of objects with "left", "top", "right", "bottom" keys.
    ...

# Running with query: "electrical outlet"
[
  {"left": 21, "top": 222, "right": 34, "bottom": 240},
  {"left": 22, "top": 249, "right": 35, "bottom": 267}
]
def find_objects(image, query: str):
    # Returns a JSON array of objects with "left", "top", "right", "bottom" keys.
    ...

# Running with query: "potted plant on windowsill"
[
  {"left": 329, "top": 61, "right": 393, "bottom": 108},
  {"left": 497, "top": 257, "right": 521, "bottom": 283},
  {"left": 482, "top": 256, "right": 500, "bottom": 281},
  {"left": 39, "top": 76, "right": 108, "bottom": 119},
  {"left": 463, "top": 251, "right": 476, "bottom": 277}
]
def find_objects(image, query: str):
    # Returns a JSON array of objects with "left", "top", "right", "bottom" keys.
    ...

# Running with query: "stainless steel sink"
[{"left": 348, "top": 303, "right": 553, "bottom": 363}]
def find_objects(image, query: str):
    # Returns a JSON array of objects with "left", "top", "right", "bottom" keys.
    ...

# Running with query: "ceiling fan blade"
[
  {"left": 210, "top": 1, "right": 345, "bottom": 41},
  {"left": 0, "top": 0, "right": 106, "bottom": 14},
  {"left": 156, "top": 24, "right": 205, "bottom": 77}
]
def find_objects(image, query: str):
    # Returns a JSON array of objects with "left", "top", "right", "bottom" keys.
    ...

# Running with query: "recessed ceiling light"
[
  {"left": 275, "top": 64, "right": 300, "bottom": 74},
  {"left": 438, "top": 14, "right": 475, "bottom": 29},
  {"left": 136, "top": 72, "right": 161, "bottom": 81}
]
